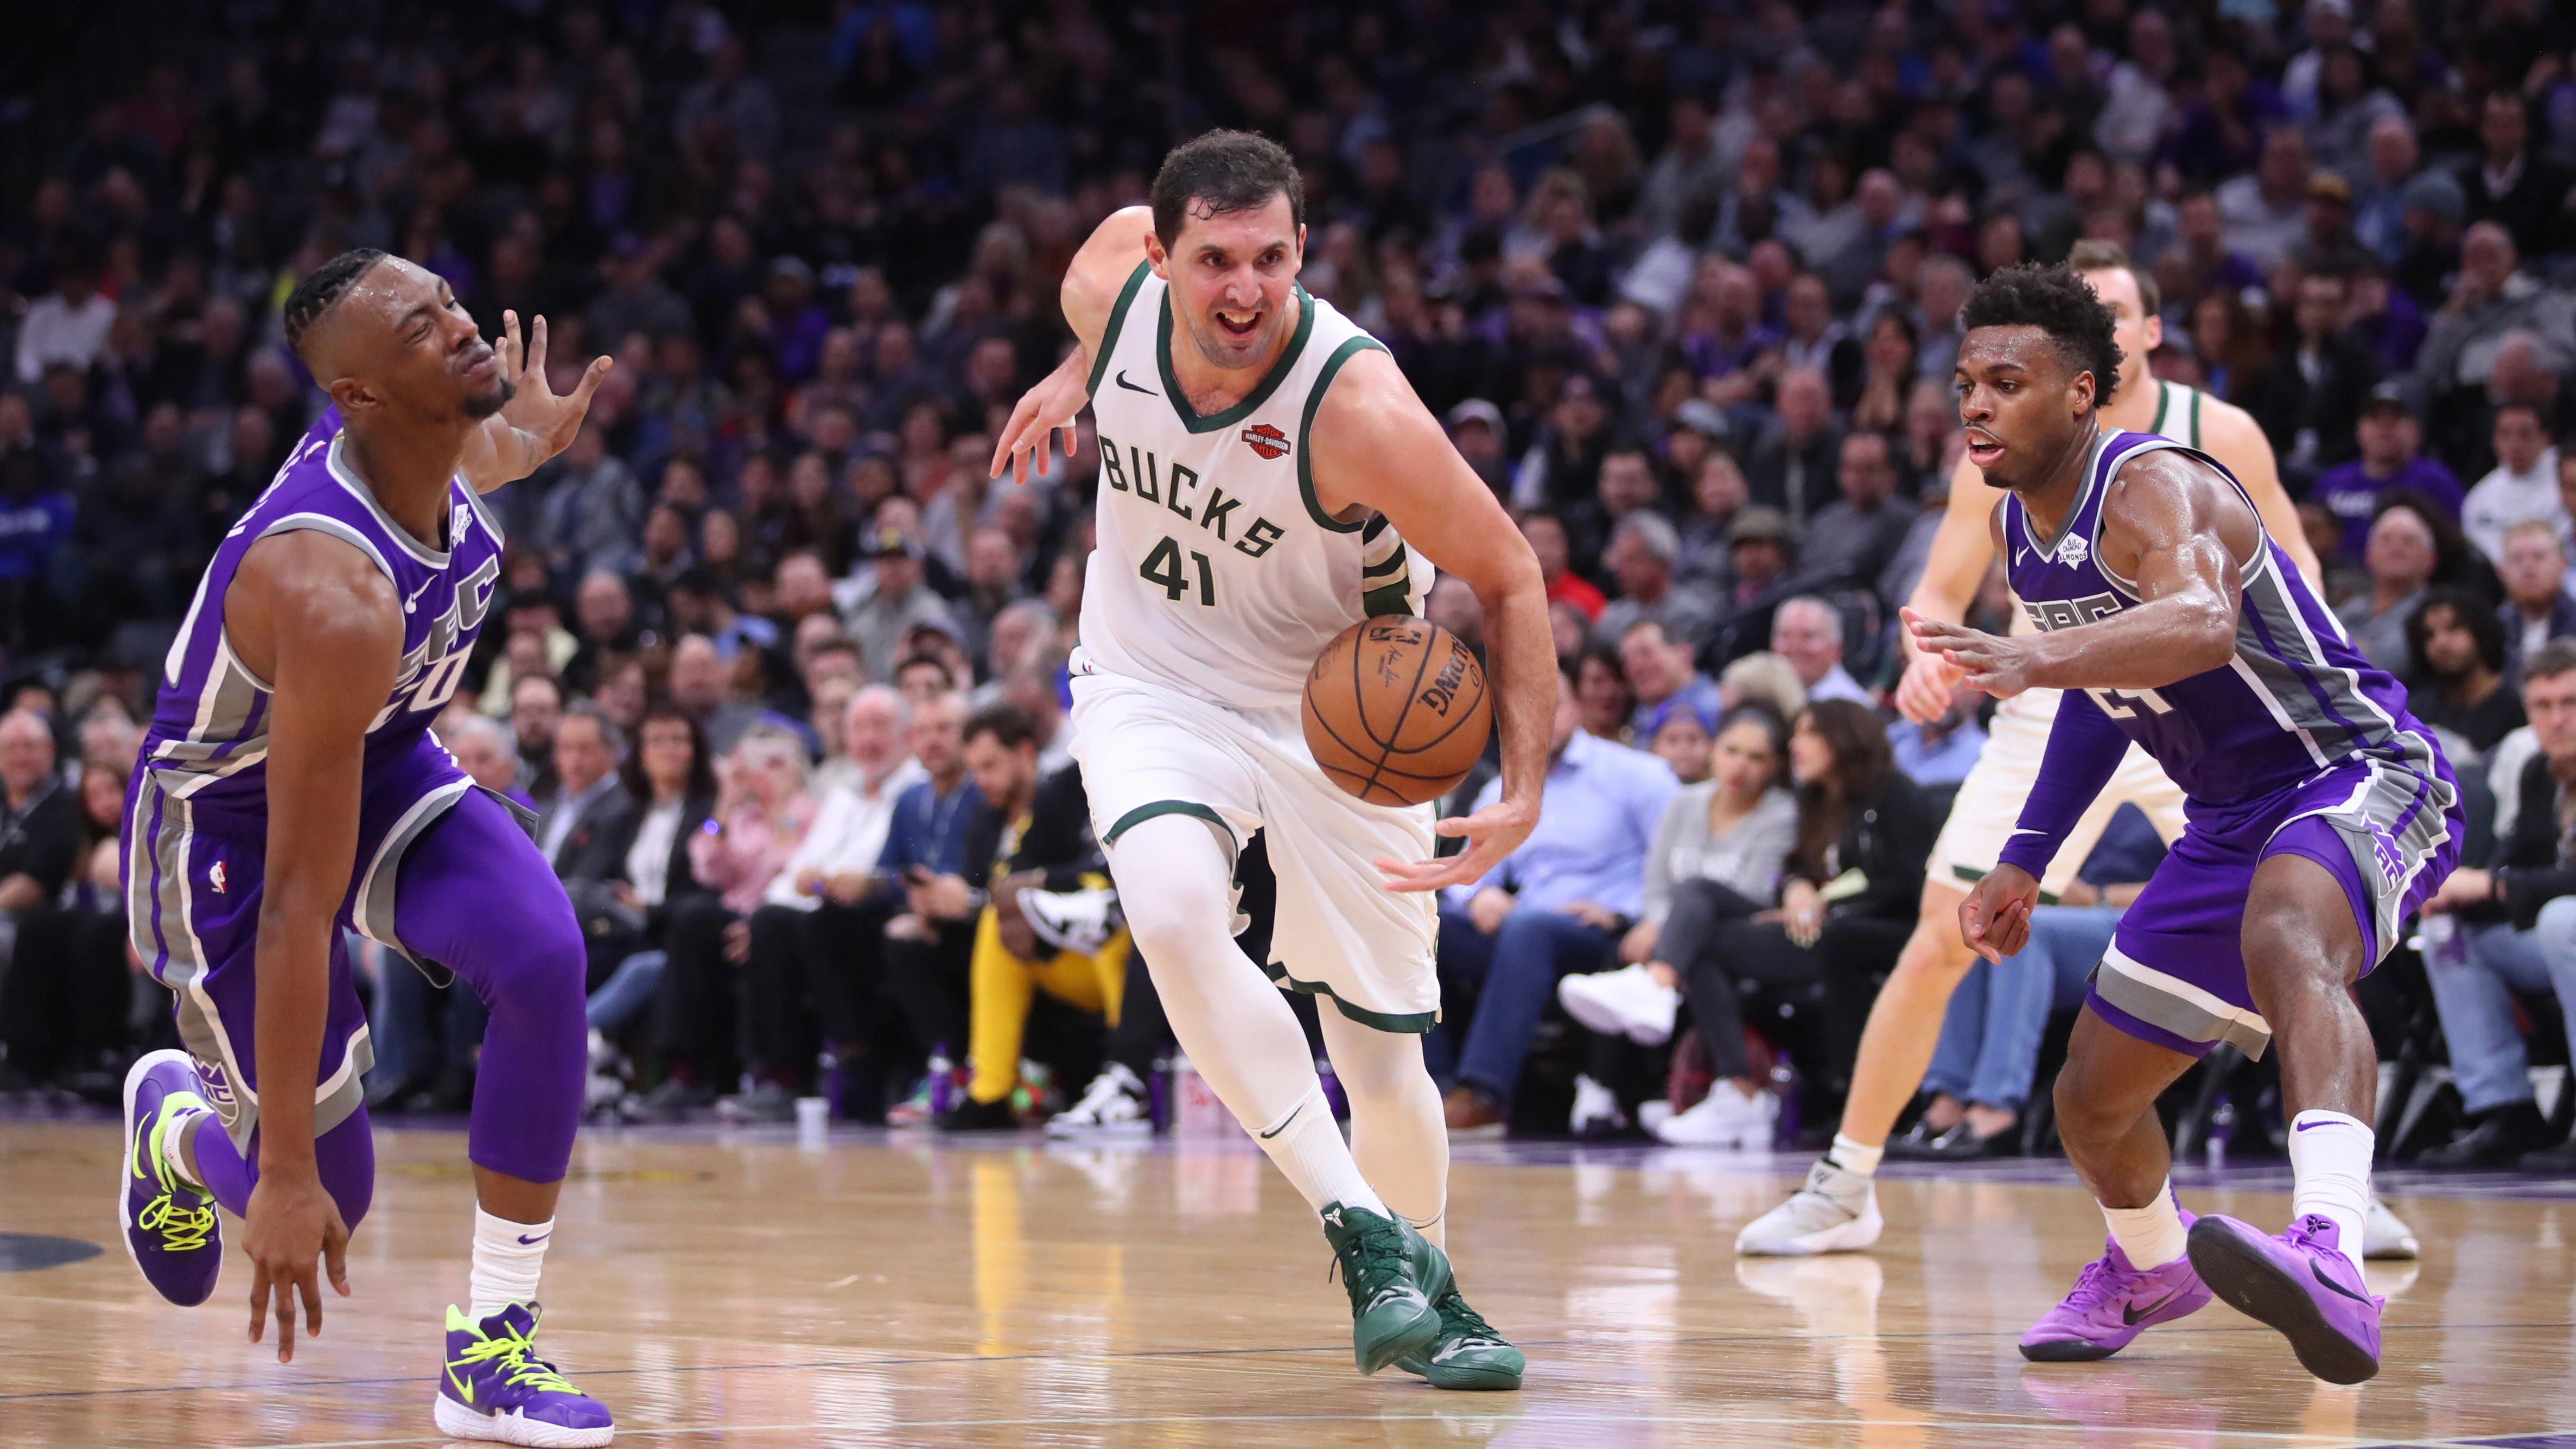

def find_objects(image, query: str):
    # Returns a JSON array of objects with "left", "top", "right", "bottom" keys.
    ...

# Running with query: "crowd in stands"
[{"left": 5, "top": 1, "right": 2576, "bottom": 1164}]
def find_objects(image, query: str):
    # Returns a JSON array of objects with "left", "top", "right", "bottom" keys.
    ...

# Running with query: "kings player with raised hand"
[
  {"left": 990, "top": 131, "right": 1553, "bottom": 1389},
  {"left": 1736, "top": 241, "right": 2419, "bottom": 1267},
  {"left": 118, "top": 250, "right": 618, "bottom": 1445},
  {"left": 1911, "top": 263, "right": 2458, "bottom": 1383}
]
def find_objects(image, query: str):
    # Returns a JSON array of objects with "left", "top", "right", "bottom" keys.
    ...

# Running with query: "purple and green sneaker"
[
  {"left": 119, "top": 1050, "right": 222, "bottom": 1307},
  {"left": 2020, "top": 1221, "right": 2213, "bottom": 1362},
  {"left": 434, "top": 1303, "right": 615, "bottom": 1447},
  {"left": 2187, "top": 1213, "right": 2383, "bottom": 1384}
]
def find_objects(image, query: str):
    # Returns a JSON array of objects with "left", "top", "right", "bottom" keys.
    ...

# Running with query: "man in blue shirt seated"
[
  {"left": 2308, "top": 381, "right": 2464, "bottom": 563},
  {"left": 1438, "top": 671, "right": 1678, "bottom": 1134},
  {"left": 859, "top": 691, "right": 985, "bottom": 1123}
]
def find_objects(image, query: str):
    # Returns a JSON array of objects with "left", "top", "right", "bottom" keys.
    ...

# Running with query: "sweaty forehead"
[
  {"left": 1176, "top": 198, "right": 1298, "bottom": 256},
  {"left": 1957, "top": 325, "right": 2066, "bottom": 376}
]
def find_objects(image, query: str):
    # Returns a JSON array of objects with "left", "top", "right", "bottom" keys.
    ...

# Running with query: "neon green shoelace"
[
  {"left": 451, "top": 1325, "right": 581, "bottom": 1396},
  {"left": 136, "top": 1193, "right": 215, "bottom": 1253}
]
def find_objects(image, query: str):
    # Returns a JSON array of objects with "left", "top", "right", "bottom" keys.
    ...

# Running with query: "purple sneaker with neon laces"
[
  {"left": 2019, "top": 1222, "right": 2214, "bottom": 1362},
  {"left": 435, "top": 1303, "right": 615, "bottom": 1447},
  {"left": 118, "top": 1050, "right": 223, "bottom": 1307},
  {"left": 2186, "top": 1213, "right": 2383, "bottom": 1384}
]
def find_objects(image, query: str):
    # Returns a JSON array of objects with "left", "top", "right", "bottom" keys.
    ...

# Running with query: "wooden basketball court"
[{"left": 5, "top": 1115, "right": 2574, "bottom": 1446}]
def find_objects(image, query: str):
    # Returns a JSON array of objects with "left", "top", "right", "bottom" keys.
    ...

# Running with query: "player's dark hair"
[
  {"left": 1152, "top": 130, "right": 1305, "bottom": 250},
  {"left": 619, "top": 701, "right": 717, "bottom": 804},
  {"left": 1960, "top": 261, "right": 2126, "bottom": 412},
  {"left": 282, "top": 247, "right": 388, "bottom": 362},
  {"left": 2406, "top": 587, "right": 2507, "bottom": 681},
  {"left": 1788, "top": 699, "right": 1893, "bottom": 882},
  {"left": 2065, "top": 238, "right": 2162, "bottom": 319},
  {"left": 962, "top": 698, "right": 1039, "bottom": 753}
]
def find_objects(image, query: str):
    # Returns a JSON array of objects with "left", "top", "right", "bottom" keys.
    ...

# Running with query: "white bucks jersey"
[{"left": 1074, "top": 263, "right": 1430, "bottom": 710}]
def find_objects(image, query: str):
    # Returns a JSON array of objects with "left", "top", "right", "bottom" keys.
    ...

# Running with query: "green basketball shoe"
[
  {"left": 1394, "top": 1222, "right": 1525, "bottom": 1391},
  {"left": 1321, "top": 1202, "right": 1439, "bottom": 1374}
]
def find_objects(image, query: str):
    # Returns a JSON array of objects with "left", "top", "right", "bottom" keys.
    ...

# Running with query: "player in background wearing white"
[
  {"left": 990, "top": 132, "right": 1552, "bottom": 1388},
  {"left": 1735, "top": 242, "right": 2418, "bottom": 1262}
]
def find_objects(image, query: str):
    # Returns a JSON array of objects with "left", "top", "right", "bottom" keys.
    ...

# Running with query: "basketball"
[{"left": 1302, "top": 617, "right": 1491, "bottom": 807}]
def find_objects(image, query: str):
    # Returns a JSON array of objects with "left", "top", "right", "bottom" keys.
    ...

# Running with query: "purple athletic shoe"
[
  {"left": 2186, "top": 1213, "right": 2384, "bottom": 1384},
  {"left": 118, "top": 1050, "right": 222, "bottom": 1307},
  {"left": 2019, "top": 1223, "right": 2213, "bottom": 1362},
  {"left": 434, "top": 1303, "right": 614, "bottom": 1447}
]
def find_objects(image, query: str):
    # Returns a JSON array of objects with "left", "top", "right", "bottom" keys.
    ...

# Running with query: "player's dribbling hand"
[
  {"left": 1377, "top": 798, "right": 1538, "bottom": 894},
  {"left": 1959, "top": 863, "right": 2040, "bottom": 964},
  {"left": 244, "top": 1169, "right": 351, "bottom": 1364},
  {"left": 1903, "top": 608, "right": 2034, "bottom": 698},
  {"left": 1892, "top": 645, "right": 1967, "bottom": 725},
  {"left": 989, "top": 350, "right": 1092, "bottom": 488}
]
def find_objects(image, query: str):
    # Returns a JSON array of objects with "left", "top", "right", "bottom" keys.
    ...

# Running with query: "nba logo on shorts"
[{"left": 209, "top": 860, "right": 226, "bottom": 894}]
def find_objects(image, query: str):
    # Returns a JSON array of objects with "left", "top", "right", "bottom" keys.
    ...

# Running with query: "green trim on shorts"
[
  {"left": 1947, "top": 862, "right": 2062, "bottom": 906},
  {"left": 1260, "top": 959, "right": 1437, "bottom": 1033},
  {"left": 1104, "top": 799, "right": 1236, "bottom": 850}
]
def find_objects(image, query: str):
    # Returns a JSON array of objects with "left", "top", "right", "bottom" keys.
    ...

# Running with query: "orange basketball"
[{"left": 1302, "top": 617, "right": 1492, "bottom": 807}]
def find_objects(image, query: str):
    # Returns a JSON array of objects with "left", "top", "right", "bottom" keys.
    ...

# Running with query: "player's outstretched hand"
[
  {"left": 1891, "top": 645, "right": 1968, "bottom": 725},
  {"left": 1376, "top": 798, "right": 1538, "bottom": 894},
  {"left": 243, "top": 1168, "right": 351, "bottom": 1364},
  {"left": 989, "top": 351, "right": 1092, "bottom": 488},
  {"left": 498, "top": 309, "right": 612, "bottom": 464},
  {"left": 1959, "top": 862, "right": 2039, "bottom": 964},
  {"left": 1903, "top": 607, "right": 2034, "bottom": 698}
]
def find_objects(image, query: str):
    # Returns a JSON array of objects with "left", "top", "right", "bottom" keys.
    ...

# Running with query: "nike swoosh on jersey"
[{"left": 1115, "top": 370, "right": 1157, "bottom": 396}]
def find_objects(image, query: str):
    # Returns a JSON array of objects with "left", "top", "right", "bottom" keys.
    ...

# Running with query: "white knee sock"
[
  {"left": 1320, "top": 1014, "right": 1447, "bottom": 1247},
  {"left": 162, "top": 1107, "right": 212, "bottom": 1188},
  {"left": 1253, "top": 1089, "right": 1387, "bottom": 1217},
  {"left": 1110, "top": 816, "right": 1387, "bottom": 1223},
  {"left": 469, "top": 1206, "right": 552, "bottom": 1319},
  {"left": 2102, "top": 1180, "right": 2187, "bottom": 1269},
  {"left": 2288, "top": 1110, "right": 2373, "bottom": 1274}
]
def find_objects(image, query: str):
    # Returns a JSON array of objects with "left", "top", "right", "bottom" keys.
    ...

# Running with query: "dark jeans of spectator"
[
  {"left": 742, "top": 897, "right": 894, "bottom": 1090},
  {"left": 877, "top": 916, "right": 977, "bottom": 1066},
  {"left": 1441, "top": 904, "right": 1619, "bottom": 1105},
  {"left": 1661, "top": 877, "right": 1907, "bottom": 1094},
  {"left": 651, "top": 894, "right": 745, "bottom": 1086},
  {"left": 0, "top": 906, "right": 130, "bottom": 1082},
  {"left": 1106, "top": 944, "right": 1172, "bottom": 1080}
]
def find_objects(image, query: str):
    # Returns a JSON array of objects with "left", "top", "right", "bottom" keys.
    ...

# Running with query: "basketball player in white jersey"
[
  {"left": 1737, "top": 241, "right": 2418, "bottom": 1261},
  {"left": 989, "top": 132, "right": 1551, "bottom": 1388}
]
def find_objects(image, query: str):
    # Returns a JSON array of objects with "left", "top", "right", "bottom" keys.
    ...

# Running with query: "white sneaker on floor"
[
  {"left": 1653, "top": 1079, "right": 1778, "bottom": 1148},
  {"left": 1557, "top": 964, "right": 1682, "bottom": 1046},
  {"left": 1045, "top": 1062, "right": 1152, "bottom": 1137},
  {"left": 1735, "top": 1160, "right": 1885, "bottom": 1256},
  {"left": 1568, "top": 1073, "right": 1627, "bottom": 1136},
  {"left": 2363, "top": 1194, "right": 2419, "bottom": 1260}
]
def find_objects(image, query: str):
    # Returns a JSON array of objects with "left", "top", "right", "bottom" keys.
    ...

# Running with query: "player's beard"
[
  {"left": 461, "top": 376, "right": 516, "bottom": 421},
  {"left": 1188, "top": 304, "right": 1277, "bottom": 371}
]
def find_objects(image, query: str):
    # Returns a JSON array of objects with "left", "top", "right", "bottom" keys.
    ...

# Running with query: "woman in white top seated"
[{"left": 1558, "top": 703, "right": 1799, "bottom": 1136}]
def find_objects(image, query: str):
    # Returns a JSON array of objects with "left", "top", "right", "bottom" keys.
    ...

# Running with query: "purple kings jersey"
[
  {"left": 2000, "top": 428, "right": 2438, "bottom": 812},
  {"left": 139, "top": 408, "right": 503, "bottom": 849}
]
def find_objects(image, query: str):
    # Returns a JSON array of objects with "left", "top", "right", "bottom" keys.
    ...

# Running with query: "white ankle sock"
[
  {"left": 1827, "top": 1133, "right": 1884, "bottom": 1178},
  {"left": 161, "top": 1108, "right": 210, "bottom": 1188},
  {"left": 2288, "top": 1109, "right": 2373, "bottom": 1274},
  {"left": 2102, "top": 1180, "right": 2187, "bottom": 1269},
  {"left": 469, "top": 1207, "right": 553, "bottom": 1319},
  {"left": 1253, "top": 1089, "right": 1388, "bottom": 1220}
]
